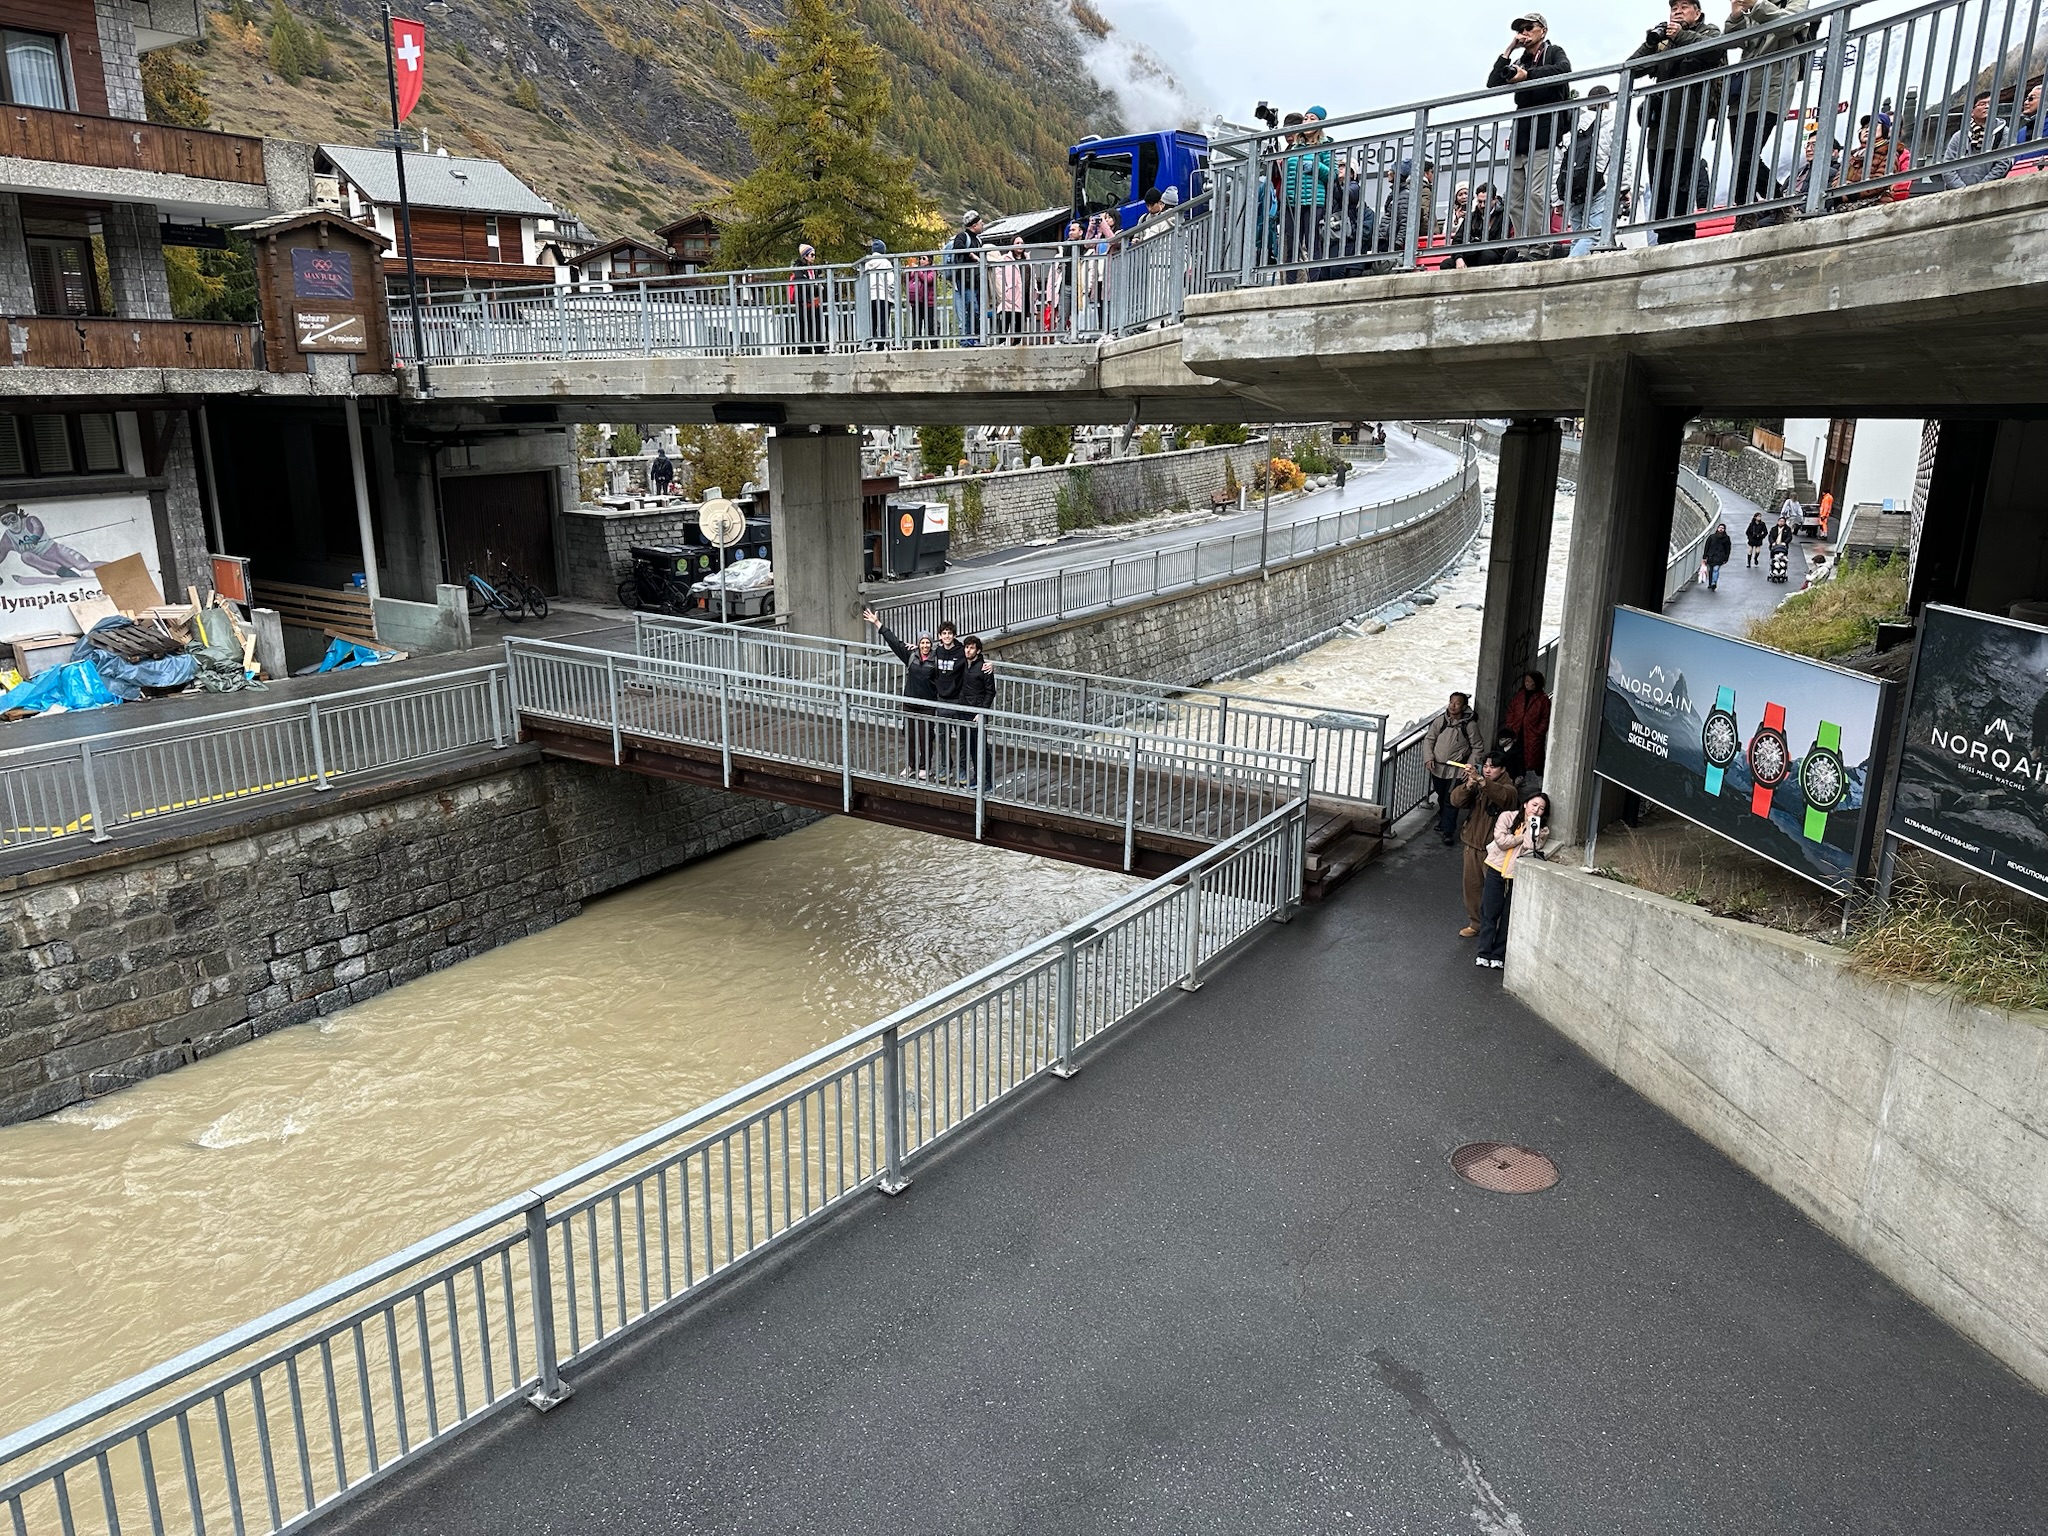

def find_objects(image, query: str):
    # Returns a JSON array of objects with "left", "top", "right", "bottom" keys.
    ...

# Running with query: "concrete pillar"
[
  {"left": 94, "top": 0, "right": 146, "bottom": 120},
  {"left": 0, "top": 193, "right": 35, "bottom": 315},
  {"left": 1473, "top": 418, "right": 1561, "bottom": 742},
  {"left": 766, "top": 425, "right": 864, "bottom": 642},
  {"left": 1545, "top": 355, "right": 1686, "bottom": 848},
  {"left": 101, "top": 204, "right": 171, "bottom": 320},
  {"left": 344, "top": 398, "right": 382, "bottom": 603}
]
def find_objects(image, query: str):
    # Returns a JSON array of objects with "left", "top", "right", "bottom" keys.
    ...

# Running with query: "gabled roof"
[
  {"left": 570, "top": 236, "right": 673, "bottom": 267},
  {"left": 319, "top": 145, "right": 557, "bottom": 217},
  {"left": 234, "top": 207, "right": 392, "bottom": 248},
  {"left": 655, "top": 212, "right": 719, "bottom": 241}
]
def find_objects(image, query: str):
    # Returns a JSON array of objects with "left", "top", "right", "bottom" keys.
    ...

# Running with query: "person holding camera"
[
  {"left": 1476, "top": 791, "right": 1550, "bottom": 968},
  {"left": 1488, "top": 13, "right": 1575, "bottom": 252},
  {"left": 1628, "top": 0, "right": 1727, "bottom": 241},
  {"left": 1451, "top": 750, "right": 1521, "bottom": 937}
]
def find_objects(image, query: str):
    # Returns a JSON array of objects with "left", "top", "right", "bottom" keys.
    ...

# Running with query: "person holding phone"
[
  {"left": 1451, "top": 751, "right": 1521, "bottom": 937},
  {"left": 1477, "top": 791, "right": 1551, "bottom": 968}
]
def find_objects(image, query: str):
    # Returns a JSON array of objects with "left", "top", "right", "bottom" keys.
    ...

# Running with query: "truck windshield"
[{"left": 1074, "top": 154, "right": 1132, "bottom": 218}]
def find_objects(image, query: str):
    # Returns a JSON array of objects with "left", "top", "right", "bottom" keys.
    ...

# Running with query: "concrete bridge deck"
[{"left": 325, "top": 834, "right": 2048, "bottom": 1535}]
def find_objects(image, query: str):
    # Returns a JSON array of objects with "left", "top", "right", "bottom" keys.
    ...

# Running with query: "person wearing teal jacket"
[{"left": 1282, "top": 106, "right": 1335, "bottom": 276}]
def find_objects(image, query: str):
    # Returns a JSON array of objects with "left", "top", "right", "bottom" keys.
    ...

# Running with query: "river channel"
[{"left": 0, "top": 820, "right": 1137, "bottom": 1439}]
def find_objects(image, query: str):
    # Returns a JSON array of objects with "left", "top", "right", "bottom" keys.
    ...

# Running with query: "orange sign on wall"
[{"left": 899, "top": 512, "right": 915, "bottom": 537}]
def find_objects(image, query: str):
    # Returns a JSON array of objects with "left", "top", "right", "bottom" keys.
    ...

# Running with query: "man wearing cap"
[
  {"left": 946, "top": 211, "right": 985, "bottom": 346},
  {"left": 1488, "top": 14, "right": 1574, "bottom": 251}
]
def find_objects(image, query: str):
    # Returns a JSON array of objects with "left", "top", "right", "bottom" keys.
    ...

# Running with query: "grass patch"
[
  {"left": 1851, "top": 876, "right": 2048, "bottom": 1012},
  {"left": 1746, "top": 555, "right": 1906, "bottom": 659}
]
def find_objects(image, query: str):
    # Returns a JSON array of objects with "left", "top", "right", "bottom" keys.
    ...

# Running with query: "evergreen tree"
[
  {"left": 265, "top": 0, "right": 329, "bottom": 83},
  {"left": 1019, "top": 425, "right": 1074, "bottom": 465},
  {"left": 918, "top": 425, "right": 965, "bottom": 477},
  {"left": 141, "top": 48, "right": 211, "bottom": 128},
  {"left": 717, "top": 0, "right": 931, "bottom": 267}
]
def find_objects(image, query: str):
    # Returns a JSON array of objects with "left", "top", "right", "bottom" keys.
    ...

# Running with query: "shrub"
[
  {"left": 918, "top": 425, "right": 965, "bottom": 478},
  {"left": 1746, "top": 554, "right": 1906, "bottom": 659},
  {"left": 1054, "top": 465, "right": 1097, "bottom": 531},
  {"left": 1222, "top": 456, "right": 1241, "bottom": 501},
  {"left": 611, "top": 423, "right": 643, "bottom": 456},
  {"left": 1136, "top": 427, "right": 1164, "bottom": 455},
  {"left": 1019, "top": 424, "right": 1073, "bottom": 465},
  {"left": 1253, "top": 457, "right": 1305, "bottom": 494},
  {"left": 959, "top": 480, "right": 986, "bottom": 539},
  {"left": 1852, "top": 875, "right": 2048, "bottom": 1011}
]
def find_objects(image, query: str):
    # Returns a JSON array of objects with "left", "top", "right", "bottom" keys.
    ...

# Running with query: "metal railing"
[
  {"left": 0, "top": 668, "right": 511, "bottom": 858},
  {"left": 0, "top": 801, "right": 1305, "bottom": 1536},
  {"left": 872, "top": 458, "right": 1470, "bottom": 646},
  {"left": 1667, "top": 465, "right": 1724, "bottom": 600},
  {"left": 508, "top": 634, "right": 1310, "bottom": 864},
  {"left": 627, "top": 615, "right": 1392, "bottom": 805},
  {"left": 1206, "top": 0, "right": 2048, "bottom": 277},
  {"left": 398, "top": 0, "right": 2048, "bottom": 369}
]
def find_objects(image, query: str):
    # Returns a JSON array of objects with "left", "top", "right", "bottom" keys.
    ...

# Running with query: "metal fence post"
[
  {"left": 488, "top": 668, "right": 506, "bottom": 749},
  {"left": 523, "top": 1203, "right": 573, "bottom": 1410},
  {"left": 553, "top": 284, "right": 567, "bottom": 361},
  {"left": 973, "top": 712, "right": 987, "bottom": 840},
  {"left": 78, "top": 741, "right": 111, "bottom": 842},
  {"left": 1601, "top": 75, "right": 1633, "bottom": 249},
  {"left": 1122, "top": 734, "right": 1140, "bottom": 872},
  {"left": 879, "top": 1025, "right": 910, "bottom": 1194},
  {"left": 1053, "top": 930, "right": 1080, "bottom": 1077},
  {"left": 1179, "top": 866, "right": 1205, "bottom": 991},
  {"left": 1403, "top": 108, "right": 1429, "bottom": 270},
  {"left": 840, "top": 685, "right": 853, "bottom": 814},
  {"left": 1806, "top": 25, "right": 1850, "bottom": 218},
  {"left": 308, "top": 700, "right": 331, "bottom": 790},
  {"left": 718, "top": 670, "right": 732, "bottom": 787},
  {"left": 604, "top": 654, "right": 621, "bottom": 766}
]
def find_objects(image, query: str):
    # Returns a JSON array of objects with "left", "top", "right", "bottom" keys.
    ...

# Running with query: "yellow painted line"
[{"left": 8, "top": 772, "right": 325, "bottom": 838}]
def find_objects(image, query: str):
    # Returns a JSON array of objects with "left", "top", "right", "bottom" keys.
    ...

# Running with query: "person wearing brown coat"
[{"left": 1450, "top": 751, "right": 1521, "bottom": 935}]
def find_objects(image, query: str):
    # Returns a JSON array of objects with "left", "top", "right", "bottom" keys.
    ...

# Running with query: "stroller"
[{"left": 1769, "top": 545, "right": 1790, "bottom": 583}]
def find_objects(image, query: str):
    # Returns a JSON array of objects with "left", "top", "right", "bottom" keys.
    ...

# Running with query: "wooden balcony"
[
  {"left": 7, "top": 316, "right": 261, "bottom": 369},
  {"left": 0, "top": 104, "right": 267, "bottom": 186}
]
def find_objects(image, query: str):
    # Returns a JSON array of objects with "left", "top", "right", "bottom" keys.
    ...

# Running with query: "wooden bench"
[{"left": 251, "top": 580, "right": 376, "bottom": 645}]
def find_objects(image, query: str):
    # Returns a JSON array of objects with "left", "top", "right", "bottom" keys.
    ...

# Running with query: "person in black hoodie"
[
  {"left": 928, "top": 620, "right": 969, "bottom": 781},
  {"left": 864, "top": 607, "right": 939, "bottom": 777},
  {"left": 957, "top": 634, "right": 997, "bottom": 787},
  {"left": 1488, "top": 14, "right": 1574, "bottom": 253},
  {"left": 1745, "top": 509, "right": 1768, "bottom": 566}
]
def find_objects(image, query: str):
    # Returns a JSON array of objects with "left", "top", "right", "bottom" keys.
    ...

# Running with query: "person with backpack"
[
  {"left": 947, "top": 211, "right": 985, "bottom": 346},
  {"left": 1488, "top": 14, "right": 1575, "bottom": 254},
  {"left": 1563, "top": 86, "right": 1617, "bottom": 254},
  {"left": 1722, "top": 0, "right": 1809, "bottom": 218}
]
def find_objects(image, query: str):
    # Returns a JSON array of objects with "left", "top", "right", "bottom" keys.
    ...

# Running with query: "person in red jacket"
[{"left": 1502, "top": 670, "right": 1551, "bottom": 785}]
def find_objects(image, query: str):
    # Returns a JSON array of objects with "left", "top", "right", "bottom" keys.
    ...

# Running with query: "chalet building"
[
  {"left": 316, "top": 144, "right": 568, "bottom": 300},
  {"left": 654, "top": 212, "right": 718, "bottom": 272}
]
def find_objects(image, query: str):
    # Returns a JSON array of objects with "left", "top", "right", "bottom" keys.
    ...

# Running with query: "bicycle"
[{"left": 466, "top": 553, "right": 549, "bottom": 622}]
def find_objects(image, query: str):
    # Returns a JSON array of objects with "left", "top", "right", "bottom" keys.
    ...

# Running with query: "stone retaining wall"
[
  {"left": 0, "top": 758, "right": 812, "bottom": 1125},
  {"left": 997, "top": 483, "right": 1482, "bottom": 687},
  {"left": 1684, "top": 443, "right": 1791, "bottom": 510},
  {"left": 1508, "top": 860, "right": 2048, "bottom": 1392}
]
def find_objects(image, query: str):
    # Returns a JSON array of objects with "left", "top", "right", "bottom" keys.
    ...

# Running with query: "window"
[
  {"left": 485, "top": 215, "right": 501, "bottom": 249},
  {"left": 0, "top": 413, "right": 124, "bottom": 478},
  {"left": 27, "top": 237, "right": 96, "bottom": 316},
  {"left": 1075, "top": 153, "right": 1133, "bottom": 218},
  {"left": 3, "top": 30, "right": 69, "bottom": 110}
]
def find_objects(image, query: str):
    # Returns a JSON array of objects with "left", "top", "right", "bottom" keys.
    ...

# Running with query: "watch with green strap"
[{"left": 1799, "top": 720, "right": 1847, "bottom": 842}]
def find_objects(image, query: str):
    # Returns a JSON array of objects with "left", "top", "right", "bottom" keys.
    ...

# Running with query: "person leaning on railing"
[
  {"left": 863, "top": 607, "right": 941, "bottom": 778},
  {"left": 1941, "top": 91, "right": 2016, "bottom": 190},
  {"left": 1721, "top": 0, "right": 1810, "bottom": 222},
  {"left": 1281, "top": 107, "right": 1335, "bottom": 279},
  {"left": 1628, "top": 0, "right": 1728, "bottom": 242}
]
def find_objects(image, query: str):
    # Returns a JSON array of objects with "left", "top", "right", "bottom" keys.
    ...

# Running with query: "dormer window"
[{"left": 3, "top": 30, "right": 70, "bottom": 110}]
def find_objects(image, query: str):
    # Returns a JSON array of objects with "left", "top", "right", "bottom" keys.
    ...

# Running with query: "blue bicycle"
[{"left": 465, "top": 553, "right": 548, "bottom": 622}]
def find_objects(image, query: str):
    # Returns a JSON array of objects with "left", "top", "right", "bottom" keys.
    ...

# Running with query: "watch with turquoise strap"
[
  {"left": 1799, "top": 720, "right": 1847, "bottom": 842},
  {"left": 1702, "top": 685, "right": 1739, "bottom": 797}
]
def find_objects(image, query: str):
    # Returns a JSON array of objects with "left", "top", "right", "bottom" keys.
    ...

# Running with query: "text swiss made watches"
[
  {"left": 1799, "top": 719, "right": 1847, "bottom": 842},
  {"left": 1701, "top": 684, "right": 1739, "bottom": 796},
  {"left": 1747, "top": 702, "right": 1791, "bottom": 819}
]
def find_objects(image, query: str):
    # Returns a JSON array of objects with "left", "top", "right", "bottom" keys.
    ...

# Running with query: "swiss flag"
[{"left": 391, "top": 16, "right": 425, "bottom": 121}]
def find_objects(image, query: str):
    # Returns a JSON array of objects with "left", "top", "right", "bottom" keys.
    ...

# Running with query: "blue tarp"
[
  {"left": 0, "top": 658, "right": 121, "bottom": 716},
  {"left": 313, "top": 637, "right": 392, "bottom": 673},
  {"left": 71, "top": 618, "right": 197, "bottom": 700}
]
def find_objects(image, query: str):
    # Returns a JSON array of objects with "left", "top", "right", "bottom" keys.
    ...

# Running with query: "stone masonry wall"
[
  {"left": 997, "top": 483, "right": 1482, "bottom": 687},
  {"left": 1684, "top": 443, "right": 1791, "bottom": 510},
  {"left": 0, "top": 759, "right": 812, "bottom": 1124},
  {"left": 915, "top": 439, "right": 1274, "bottom": 557}
]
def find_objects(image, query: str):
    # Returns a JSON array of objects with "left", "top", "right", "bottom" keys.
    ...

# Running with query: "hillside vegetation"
[{"left": 180, "top": 0, "right": 1122, "bottom": 242}]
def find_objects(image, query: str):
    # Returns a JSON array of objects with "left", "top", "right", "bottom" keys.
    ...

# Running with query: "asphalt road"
[
  {"left": 880, "top": 430, "right": 1462, "bottom": 599},
  {"left": 326, "top": 832, "right": 2048, "bottom": 1536}
]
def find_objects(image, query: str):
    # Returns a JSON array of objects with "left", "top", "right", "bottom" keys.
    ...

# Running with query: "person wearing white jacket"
[{"left": 1564, "top": 86, "right": 1618, "bottom": 256}]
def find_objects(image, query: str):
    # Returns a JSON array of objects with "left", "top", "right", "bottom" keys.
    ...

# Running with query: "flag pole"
[{"left": 381, "top": 2, "right": 427, "bottom": 364}]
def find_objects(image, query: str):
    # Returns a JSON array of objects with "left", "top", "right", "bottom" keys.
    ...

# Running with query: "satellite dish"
[{"left": 699, "top": 498, "right": 746, "bottom": 548}]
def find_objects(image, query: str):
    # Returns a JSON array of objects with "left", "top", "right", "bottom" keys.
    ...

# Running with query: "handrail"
[{"left": 0, "top": 800, "right": 1308, "bottom": 1536}]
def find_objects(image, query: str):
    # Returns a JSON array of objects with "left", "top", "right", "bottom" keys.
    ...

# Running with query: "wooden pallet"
[{"left": 252, "top": 580, "right": 376, "bottom": 645}]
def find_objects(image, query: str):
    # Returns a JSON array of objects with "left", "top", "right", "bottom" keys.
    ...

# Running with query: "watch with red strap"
[{"left": 1747, "top": 702, "right": 1791, "bottom": 819}]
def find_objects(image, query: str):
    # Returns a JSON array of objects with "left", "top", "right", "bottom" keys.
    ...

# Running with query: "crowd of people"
[
  {"left": 1422, "top": 674, "right": 1553, "bottom": 969},
  {"left": 1257, "top": 2, "right": 2047, "bottom": 277}
]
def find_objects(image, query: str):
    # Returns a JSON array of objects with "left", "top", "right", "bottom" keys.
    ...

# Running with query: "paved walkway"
[
  {"left": 1662, "top": 481, "right": 1804, "bottom": 639},
  {"left": 332, "top": 834, "right": 2048, "bottom": 1536}
]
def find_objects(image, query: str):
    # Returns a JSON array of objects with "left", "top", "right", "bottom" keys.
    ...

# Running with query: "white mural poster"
[{"left": 0, "top": 494, "right": 162, "bottom": 644}]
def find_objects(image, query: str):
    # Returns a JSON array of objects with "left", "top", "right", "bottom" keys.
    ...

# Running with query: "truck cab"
[{"left": 1069, "top": 131, "right": 1210, "bottom": 230}]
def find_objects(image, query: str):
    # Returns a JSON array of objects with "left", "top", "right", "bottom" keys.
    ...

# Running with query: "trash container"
[{"left": 884, "top": 500, "right": 949, "bottom": 578}]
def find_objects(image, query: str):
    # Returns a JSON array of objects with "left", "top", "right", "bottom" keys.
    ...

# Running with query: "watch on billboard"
[
  {"left": 1595, "top": 606, "right": 1894, "bottom": 893},
  {"left": 1885, "top": 604, "right": 2048, "bottom": 903}
]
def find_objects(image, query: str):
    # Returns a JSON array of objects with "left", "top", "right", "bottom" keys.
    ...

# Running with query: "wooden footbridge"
[{"left": 507, "top": 619, "right": 1391, "bottom": 893}]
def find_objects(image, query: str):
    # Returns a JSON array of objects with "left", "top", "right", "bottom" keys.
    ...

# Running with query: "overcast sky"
[{"left": 1085, "top": 0, "right": 1698, "bottom": 125}]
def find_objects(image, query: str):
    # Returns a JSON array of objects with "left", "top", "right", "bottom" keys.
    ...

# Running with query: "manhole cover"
[{"left": 1450, "top": 1142, "right": 1560, "bottom": 1194}]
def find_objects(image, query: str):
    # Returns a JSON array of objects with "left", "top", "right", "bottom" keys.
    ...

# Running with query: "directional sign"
[
  {"left": 699, "top": 498, "right": 746, "bottom": 548},
  {"left": 293, "top": 309, "right": 369, "bottom": 353}
]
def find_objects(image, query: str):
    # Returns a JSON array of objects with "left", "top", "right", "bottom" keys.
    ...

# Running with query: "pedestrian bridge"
[{"left": 509, "top": 616, "right": 1386, "bottom": 889}]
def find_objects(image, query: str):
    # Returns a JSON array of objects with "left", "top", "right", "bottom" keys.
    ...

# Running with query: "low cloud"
[{"left": 1075, "top": 25, "right": 1206, "bottom": 130}]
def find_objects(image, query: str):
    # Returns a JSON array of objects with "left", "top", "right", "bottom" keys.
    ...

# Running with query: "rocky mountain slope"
[{"left": 185, "top": 0, "right": 1133, "bottom": 244}]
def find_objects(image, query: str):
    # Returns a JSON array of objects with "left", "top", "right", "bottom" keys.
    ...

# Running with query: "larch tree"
[{"left": 717, "top": 0, "right": 931, "bottom": 268}]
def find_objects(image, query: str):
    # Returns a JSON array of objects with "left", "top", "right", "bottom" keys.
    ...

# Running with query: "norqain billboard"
[
  {"left": 1887, "top": 604, "right": 2048, "bottom": 903},
  {"left": 1595, "top": 607, "right": 1894, "bottom": 893}
]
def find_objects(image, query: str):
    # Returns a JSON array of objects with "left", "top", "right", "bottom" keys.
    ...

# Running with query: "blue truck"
[{"left": 980, "top": 130, "right": 1212, "bottom": 244}]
